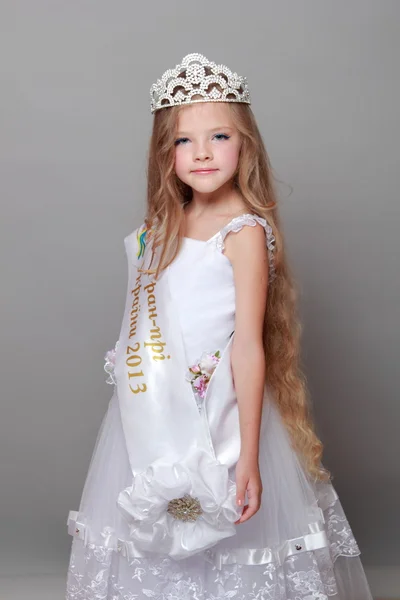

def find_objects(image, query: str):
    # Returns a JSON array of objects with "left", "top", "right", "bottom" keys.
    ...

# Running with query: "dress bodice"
[{"left": 167, "top": 214, "right": 275, "bottom": 367}]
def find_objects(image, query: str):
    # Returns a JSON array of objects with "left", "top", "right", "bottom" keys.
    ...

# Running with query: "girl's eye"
[
  {"left": 174, "top": 137, "right": 189, "bottom": 146},
  {"left": 174, "top": 134, "right": 230, "bottom": 146}
]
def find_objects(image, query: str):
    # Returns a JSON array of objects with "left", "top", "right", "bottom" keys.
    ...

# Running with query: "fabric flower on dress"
[
  {"left": 116, "top": 447, "right": 242, "bottom": 560},
  {"left": 104, "top": 340, "right": 119, "bottom": 385},
  {"left": 186, "top": 350, "right": 221, "bottom": 400}
]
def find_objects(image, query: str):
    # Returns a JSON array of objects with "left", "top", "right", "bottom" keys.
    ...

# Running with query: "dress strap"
[{"left": 213, "top": 214, "right": 276, "bottom": 282}]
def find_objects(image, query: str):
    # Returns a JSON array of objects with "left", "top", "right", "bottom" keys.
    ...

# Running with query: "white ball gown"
[{"left": 65, "top": 214, "right": 373, "bottom": 600}]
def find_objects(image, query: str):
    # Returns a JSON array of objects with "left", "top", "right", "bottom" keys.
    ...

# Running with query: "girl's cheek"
[
  {"left": 175, "top": 147, "right": 191, "bottom": 167},
  {"left": 174, "top": 154, "right": 183, "bottom": 172},
  {"left": 174, "top": 151, "right": 189, "bottom": 179},
  {"left": 223, "top": 147, "right": 240, "bottom": 169}
]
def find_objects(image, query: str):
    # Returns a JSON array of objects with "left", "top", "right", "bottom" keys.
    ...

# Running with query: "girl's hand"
[{"left": 234, "top": 455, "right": 263, "bottom": 524}]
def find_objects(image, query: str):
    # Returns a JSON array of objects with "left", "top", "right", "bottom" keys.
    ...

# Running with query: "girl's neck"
[{"left": 185, "top": 188, "right": 247, "bottom": 219}]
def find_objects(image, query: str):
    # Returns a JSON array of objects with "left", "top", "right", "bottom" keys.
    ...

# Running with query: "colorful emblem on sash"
[{"left": 136, "top": 224, "right": 148, "bottom": 259}]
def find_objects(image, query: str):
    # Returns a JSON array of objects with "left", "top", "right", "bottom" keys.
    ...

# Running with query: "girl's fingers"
[
  {"left": 236, "top": 503, "right": 257, "bottom": 524},
  {"left": 235, "top": 488, "right": 262, "bottom": 524},
  {"left": 235, "top": 469, "right": 263, "bottom": 524},
  {"left": 235, "top": 478, "right": 247, "bottom": 509},
  {"left": 235, "top": 503, "right": 248, "bottom": 524}
]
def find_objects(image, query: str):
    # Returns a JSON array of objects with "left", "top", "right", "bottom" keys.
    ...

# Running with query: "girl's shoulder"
[{"left": 211, "top": 213, "right": 277, "bottom": 283}]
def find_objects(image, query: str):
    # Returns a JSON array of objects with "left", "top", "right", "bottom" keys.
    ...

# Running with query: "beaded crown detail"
[{"left": 150, "top": 53, "right": 251, "bottom": 114}]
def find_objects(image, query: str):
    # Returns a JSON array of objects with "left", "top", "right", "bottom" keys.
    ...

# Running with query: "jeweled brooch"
[{"left": 167, "top": 494, "right": 203, "bottom": 522}]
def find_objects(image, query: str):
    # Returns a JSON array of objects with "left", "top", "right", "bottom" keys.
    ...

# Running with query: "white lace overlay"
[
  {"left": 213, "top": 214, "right": 277, "bottom": 283},
  {"left": 65, "top": 498, "right": 360, "bottom": 600}
]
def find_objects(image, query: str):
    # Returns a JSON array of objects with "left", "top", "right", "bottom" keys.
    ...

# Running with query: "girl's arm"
[{"left": 224, "top": 222, "right": 269, "bottom": 523}]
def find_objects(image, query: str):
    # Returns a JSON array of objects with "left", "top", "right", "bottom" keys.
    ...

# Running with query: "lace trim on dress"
[
  {"left": 214, "top": 214, "right": 277, "bottom": 283},
  {"left": 66, "top": 497, "right": 361, "bottom": 600},
  {"left": 104, "top": 341, "right": 119, "bottom": 385}
]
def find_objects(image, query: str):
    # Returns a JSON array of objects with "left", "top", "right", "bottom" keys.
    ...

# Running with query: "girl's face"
[{"left": 174, "top": 102, "right": 241, "bottom": 195}]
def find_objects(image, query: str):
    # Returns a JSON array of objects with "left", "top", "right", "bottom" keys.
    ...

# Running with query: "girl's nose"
[{"left": 194, "top": 145, "right": 213, "bottom": 162}]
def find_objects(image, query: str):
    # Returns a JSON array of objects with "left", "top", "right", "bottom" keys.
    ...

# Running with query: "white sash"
[{"left": 114, "top": 227, "right": 242, "bottom": 559}]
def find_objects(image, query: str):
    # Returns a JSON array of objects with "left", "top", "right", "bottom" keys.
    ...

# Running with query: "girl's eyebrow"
[{"left": 176, "top": 126, "right": 234, "bottom": 136}]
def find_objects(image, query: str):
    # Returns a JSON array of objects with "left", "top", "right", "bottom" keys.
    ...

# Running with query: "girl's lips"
[{"left": 192, "top": 169, "right": 218, "bottom": 174}]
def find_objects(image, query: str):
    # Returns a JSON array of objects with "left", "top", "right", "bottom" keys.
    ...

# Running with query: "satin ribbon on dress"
[{"left": 67, "top": 509, "right": 331, "bottom": 568}]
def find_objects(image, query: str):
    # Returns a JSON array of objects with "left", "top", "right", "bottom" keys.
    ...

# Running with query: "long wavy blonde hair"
[{"left": 141, "top": 98, "right": 330, "bottom": 483}]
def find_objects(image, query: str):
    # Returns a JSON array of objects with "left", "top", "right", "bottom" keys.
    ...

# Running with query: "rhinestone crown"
[{"left": 150, "top": 52, "right": 251, "bottom": 114}]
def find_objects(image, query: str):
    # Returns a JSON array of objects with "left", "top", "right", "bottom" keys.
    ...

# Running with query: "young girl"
[{"left": 65, "top": 53, "right": 373, "bottom": 600}]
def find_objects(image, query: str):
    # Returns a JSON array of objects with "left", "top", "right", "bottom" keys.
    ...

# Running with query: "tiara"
[{"left": 150, "top": 53, "right": 251, "bottom": 114}]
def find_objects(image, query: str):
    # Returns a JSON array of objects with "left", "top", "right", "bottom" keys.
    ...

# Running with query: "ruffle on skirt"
[{"left": 65, "top": 390, "right": 373, "bottom": 600}]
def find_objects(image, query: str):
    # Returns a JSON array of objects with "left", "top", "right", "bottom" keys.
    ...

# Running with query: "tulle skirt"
[{"left": 65, "top": 389, "right": 373, "bottom": 600}]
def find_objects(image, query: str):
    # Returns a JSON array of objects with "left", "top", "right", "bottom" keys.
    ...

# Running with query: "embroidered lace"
[{"left": 66, "top": 498, "right": 360, "bottom": 600}]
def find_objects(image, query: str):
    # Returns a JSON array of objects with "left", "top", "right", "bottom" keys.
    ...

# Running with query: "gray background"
[{"left": 0, "top": 0, "right": 398, "bottom": 587}]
